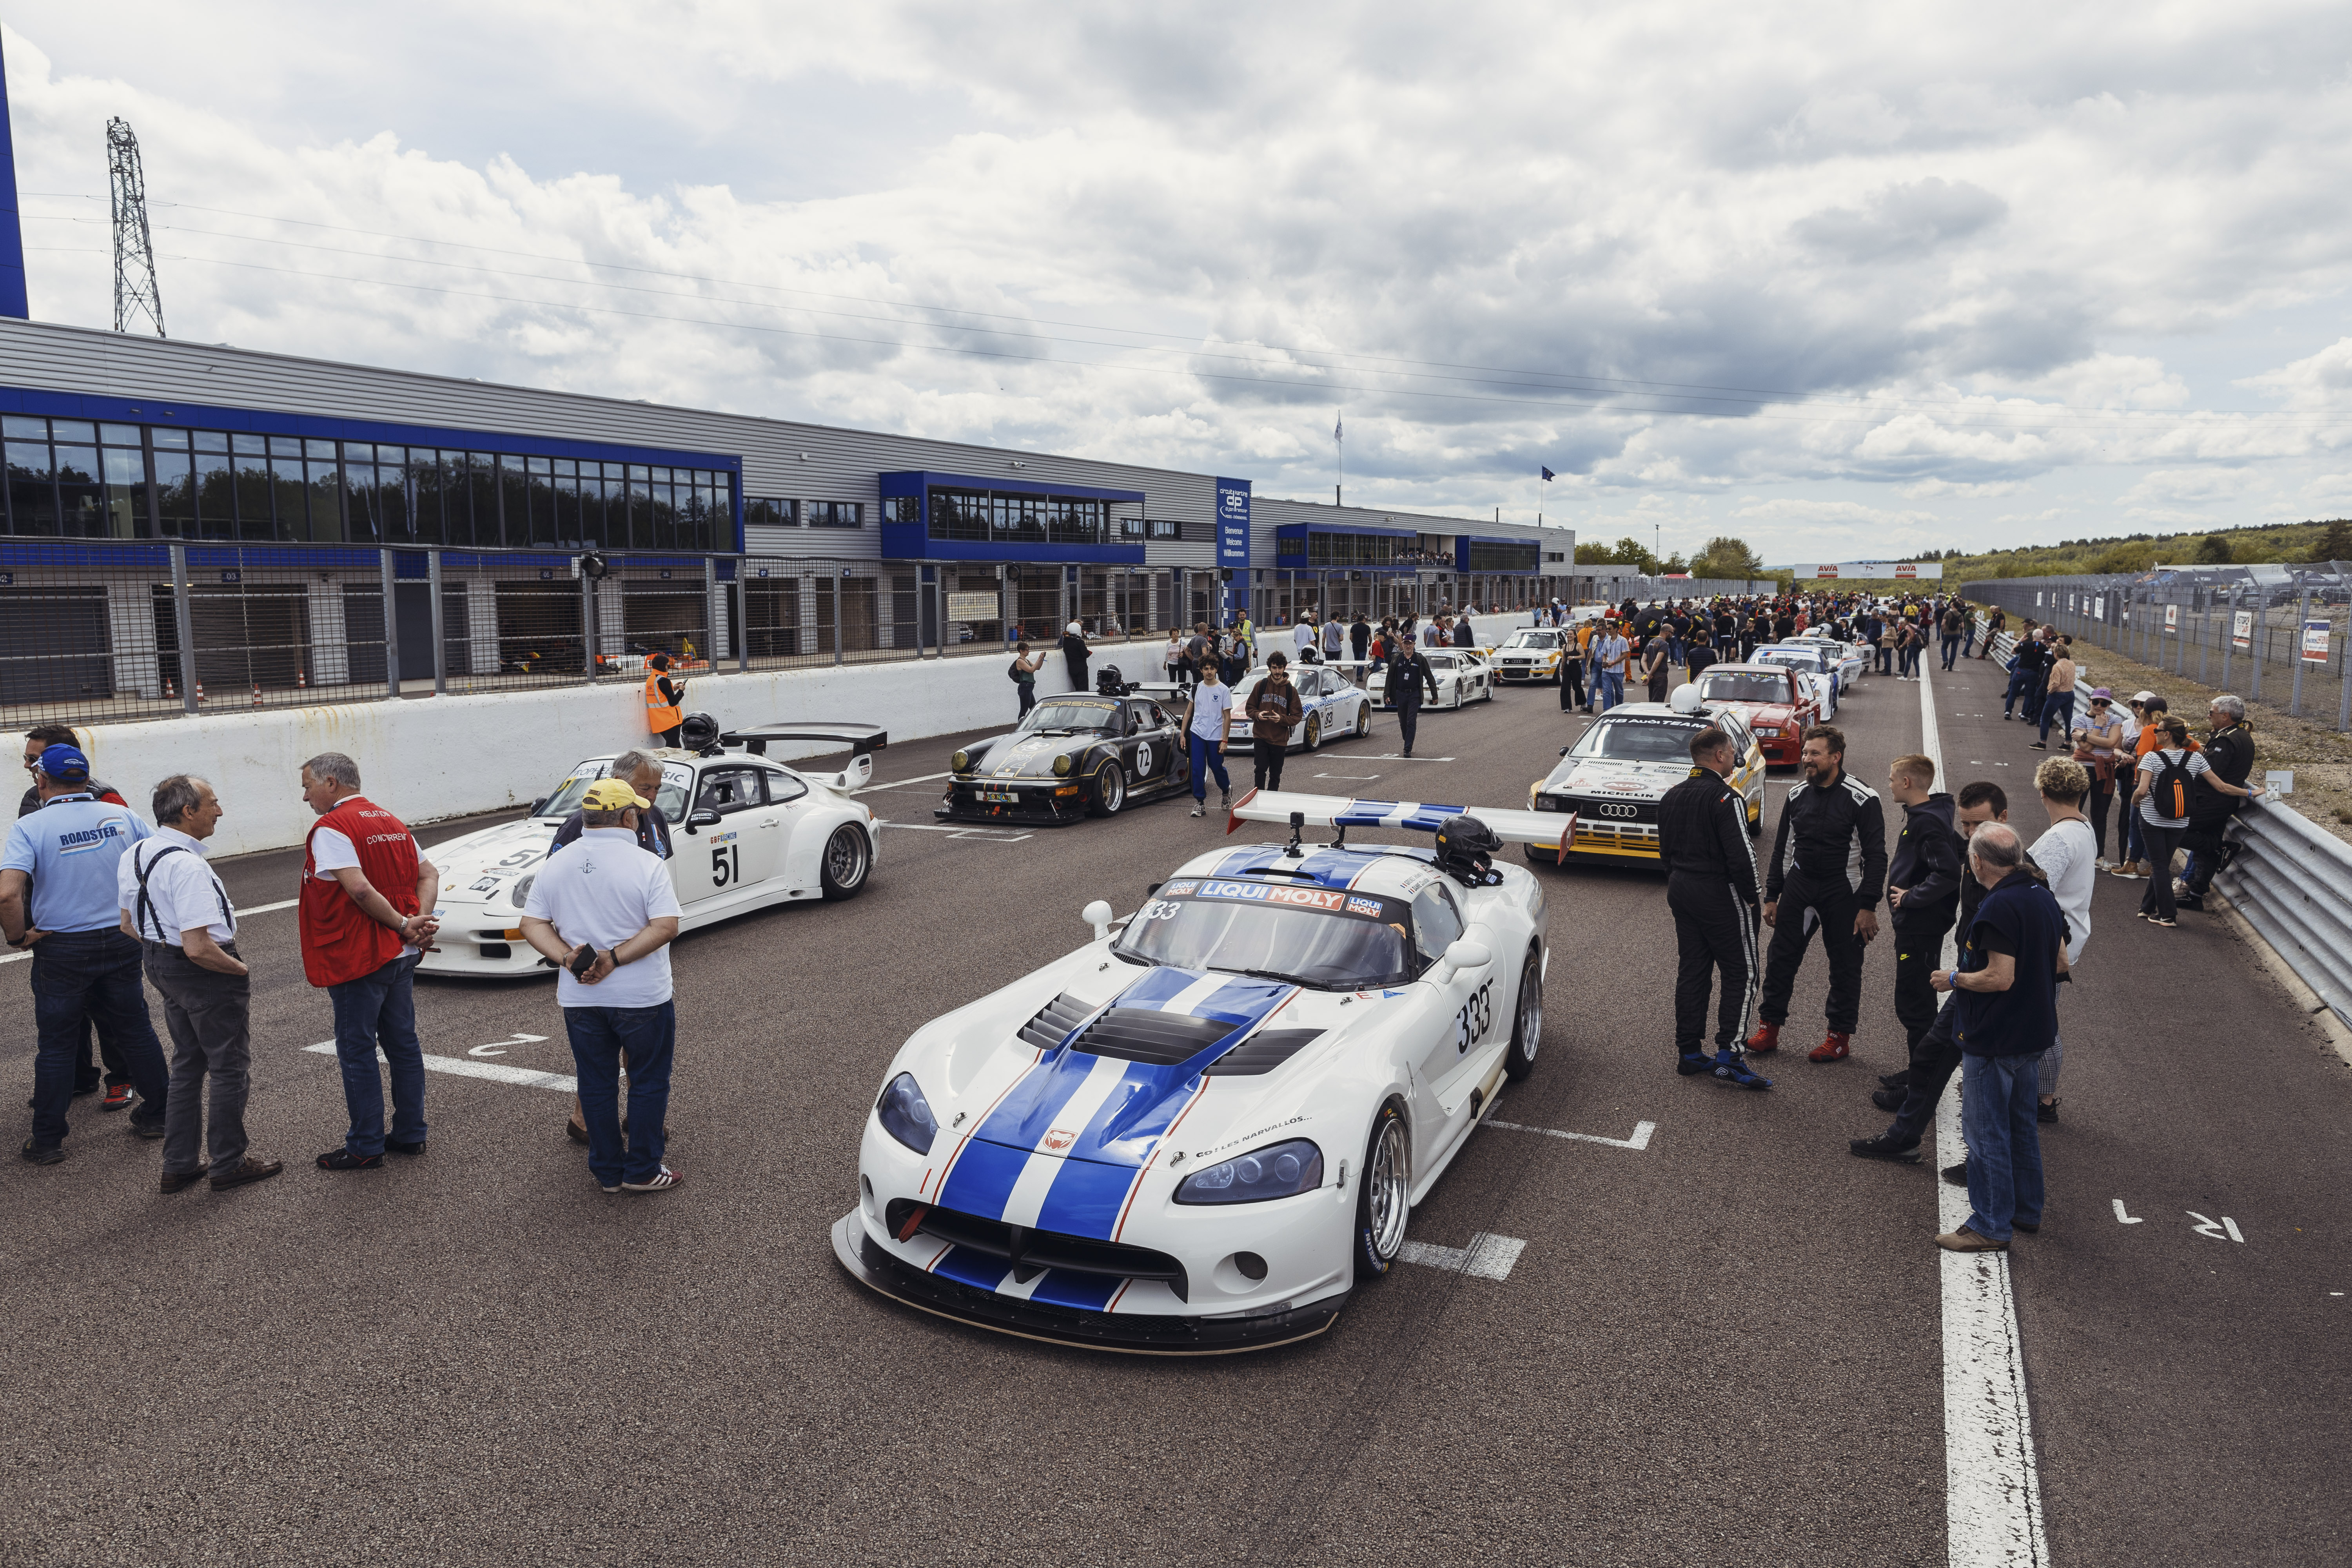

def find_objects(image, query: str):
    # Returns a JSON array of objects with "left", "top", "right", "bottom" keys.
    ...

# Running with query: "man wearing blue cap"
[{"left": 0, "top": 744, "right": 172, "bottom": 1163}]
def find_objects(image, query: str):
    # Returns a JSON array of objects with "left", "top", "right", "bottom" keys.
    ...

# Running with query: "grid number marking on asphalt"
[{"left": 1397, "top": 1232, "right": 1526, "bottom": 1281}]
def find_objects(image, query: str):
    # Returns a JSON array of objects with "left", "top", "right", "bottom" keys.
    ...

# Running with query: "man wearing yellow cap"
[{"left": 519, "top": 778, "right": 685, "bottom": 1193}]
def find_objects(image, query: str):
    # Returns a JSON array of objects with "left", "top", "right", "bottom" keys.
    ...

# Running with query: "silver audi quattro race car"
[
  {"left": 1525, "top": 689, "right": 1764, "bottom": 866},
  {"left": 1489, "top": 627, "right": 1570, "bottom": 684},
  {"left": 938, "top": 693, "right": 1194, "bottom": 826},
  {"left": 419, "top": 721, "right": 884, "bottom": 978},
  {"left": 833, "top": 789, "right": 1564, "bottom": 1354}
]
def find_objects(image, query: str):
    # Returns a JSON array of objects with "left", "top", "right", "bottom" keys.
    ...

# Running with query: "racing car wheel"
[
  {"left": 1433, "top": 814, "right": 1505, "bottom": 887},
  {"left": 679, "top": 711, "right": 721, "bottom": 752}
]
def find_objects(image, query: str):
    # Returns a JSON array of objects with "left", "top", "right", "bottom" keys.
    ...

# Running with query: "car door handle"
[{"left": 757, "top": 817, "right": 780, "bottom": 828}]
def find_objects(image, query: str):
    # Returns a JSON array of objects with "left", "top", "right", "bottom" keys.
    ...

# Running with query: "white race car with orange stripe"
[{"left": 832, "top": 790, "right": 1555, "bottom": 1354}]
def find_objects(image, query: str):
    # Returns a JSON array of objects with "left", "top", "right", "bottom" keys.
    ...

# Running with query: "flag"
[
  {"left": 1541, "top": 466, "right": 1555, "bottom": 481},
  {"left": 1334, "top": 415, "right": 1344, "bottom": 442}
]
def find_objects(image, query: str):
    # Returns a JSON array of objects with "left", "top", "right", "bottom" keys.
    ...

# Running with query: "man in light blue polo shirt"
[{"left": 0, "top": 744, "right": 172, "bottom": 1162}]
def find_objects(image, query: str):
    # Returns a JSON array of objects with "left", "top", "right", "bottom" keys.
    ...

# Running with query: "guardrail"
[{"left": 2216, "top": 801, "right": 2352, "bottom": 1030}]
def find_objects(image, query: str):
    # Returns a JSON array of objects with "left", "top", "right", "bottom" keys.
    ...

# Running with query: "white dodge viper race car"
[
  {"left": 833, "top": 789, "right": 1563, "bottom": 1354},
  {"left": 418, "top": 722, "right": 885, "bottom": 978}
]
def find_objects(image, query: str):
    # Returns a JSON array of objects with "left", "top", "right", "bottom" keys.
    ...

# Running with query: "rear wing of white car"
[
  {"left": 720, "top": 722, "right": 889, "bottom": 792},
  {"left": 1223, "top": 788, "right": 1573, "bottom": 863}
]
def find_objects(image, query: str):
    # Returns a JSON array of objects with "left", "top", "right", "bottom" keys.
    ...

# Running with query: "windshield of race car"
[
  {"left": 1019, "top": 699, "right": 1119, "bottom": 735},
  {"left": 1113, "top": 878, "right": 1416, "bottom": 989},
  {"left": 539, "top": 761, "right": 693, "bottom": 822},
  {"left": 1503, "top": 630, "right": 1562, "bottom": 650},
  {"left": 1696, "top": 671, "right": 1793, "bottom": 704},
  {"left": 1571, "top": 716, "right": 1706, "bottom": 762},
  {"left": 1756, "top": 648, "right": 1826, "bottom": 673}
]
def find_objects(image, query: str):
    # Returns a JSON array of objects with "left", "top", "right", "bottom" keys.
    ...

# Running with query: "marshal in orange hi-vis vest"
[
  {"left": 299, "top": 797, "right": 421, "bottom": 987},
  {"left": 644, "top": 671, "right": 682, "bottom": 735}
]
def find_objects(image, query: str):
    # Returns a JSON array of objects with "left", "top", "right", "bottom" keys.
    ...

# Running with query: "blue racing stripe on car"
[
  {"left": 1029, "top": 1269, "right": 1123, "bottom": 1311},
  {"left": 931, "top": 1246, "right": 1013, "bottom": 1292},
  {"left": 1031, "top": 1158, "right": 1139, "bottom": 1240},
  {"left": 1112, "top": 965, "right": 1217, "bottom": 1009},
  {"left": 935, "top": 1138, "right": 1031, "bottom": 1221}
]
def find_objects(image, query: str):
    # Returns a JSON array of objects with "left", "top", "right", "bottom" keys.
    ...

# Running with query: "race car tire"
[
  {"left": 820, "top": 824, "right": 871, "bottom": 900},
  {"left": 1354, "top": 702, "right": 1371, "bottom": 738},
  {"left": 1503, "top": 948, "right": 1543, "bottom": 1082},
  {"left": 1354, "top": 1102, "right": 1411, "bottom": 1280},
  {"left": 1087, "top": 762, "right": 1127, "bottom": 817},
  {"left": 1302, "top": 712, "right": 1322, "bottom": 752}
]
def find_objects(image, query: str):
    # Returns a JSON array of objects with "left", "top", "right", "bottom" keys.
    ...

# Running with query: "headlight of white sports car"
[
  {"left": 1174, "top": 1139, "right": 1324, "bottom": 1204},
  {"left": 877, "top": 1072, "right": 938, "bottom": 1154}
]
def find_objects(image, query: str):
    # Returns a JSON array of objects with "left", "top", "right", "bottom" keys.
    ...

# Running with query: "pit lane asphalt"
[{"left": 0, "top": 668, "right": 2343, "bottom": 1567}]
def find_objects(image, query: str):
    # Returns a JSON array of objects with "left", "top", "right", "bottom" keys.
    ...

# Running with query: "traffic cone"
[
  {"left": 298, "top": 668, "right": 308, "bottom": 689},
  {"left": 251, "top": 682, "right": 262, "bottom": 708},
  {"left": 195, "top": 681, "right": 206, "bottom": 706},
  {"left": 163, "top": 676, "right": 175, "bottom": 699}
]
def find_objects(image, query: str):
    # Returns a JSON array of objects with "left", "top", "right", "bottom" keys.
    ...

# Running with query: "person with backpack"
[
  {"left": 1009, "top": 641, "right": 1046, "bottom": 719},
  {"left": 1940, "top": 604, "right": 1966, "bottom": 670},
  {"left": 2130, "top": 717, "right": 2261, "bottom": 926},
  {"left": 2176, "top": 695, "right": 2258, "bottom": 913}
]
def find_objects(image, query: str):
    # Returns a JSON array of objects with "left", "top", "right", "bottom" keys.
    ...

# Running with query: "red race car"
[{"left": 1688, "top": 662, "right": 1816, "bottom": 767}]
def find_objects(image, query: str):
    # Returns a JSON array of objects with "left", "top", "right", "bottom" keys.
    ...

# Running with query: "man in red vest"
[{"left": 298, "top": 752, "right": 440, "bottom": 1171}]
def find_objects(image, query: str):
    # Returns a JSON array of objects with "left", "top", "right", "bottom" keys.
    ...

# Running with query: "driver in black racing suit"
[{"left": 1658, "top": 724, "right": 1770, "bottom": 1089}]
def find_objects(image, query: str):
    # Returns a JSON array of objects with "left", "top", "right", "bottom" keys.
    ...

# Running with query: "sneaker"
[
  {"left": 1743, "top": 1022, "right": 1782, "bottom": 1055},
  {"left": 2037, "top": 1099, "right": 2059, "bottom": 1124},
  {"left": 19, "top": 1138, "right": 64, "bottom": 1166},
  {"left": 1712, "top": 1049, "right": 1773, "bottom": 1090},
  {"left": 1878, "top": 1069, "right": 1911, "bottom": 1090},
  {"left": 209, "top": 1156, "right": 284, "bottom": 1191},
  {"left": 2174, "top": 895, "right": 2204, "bottom": 911},
  {"left": 2027, "top": 742, "right": 2047, "bottom": 750},
  {"left": 2109, "top": 866, "right": 2143, "bottom": 880},
  {"left": 316, "top": 1149, "right": 383, "bottom": 1171},
  {"left": 2094, "top": 858, "right": 2114, "bottom": 871},
  {"left": 1935, "top": 1226, "right": 2006, "bottom": 1252},
  {"left": 159, "top": 1168, "right": 207, "bottom": 1194},
  {"left": 2147, "top": 916, "right": 2177, "bottom": 927},
  {"left": 1871, "top": 1087, "right": 1906, "bottom": 1112},
  {"left": 1677, "top": 1052, "right": 1717, "bottom": 1076},
  {"left": 1808, "top": 1031, "right": 1852, "bottom": 1063},
  {"left": 1941, "top": 1159, "right": 1969, "bottom": 1187},
  {"left": 1189, "top": 804, "right": 1206, "bottom": 818},
  {"left": 385, "top": 1137, "right": 426, "bottom": 1156},
  {"left": 1220, "top": 791, "right": 1232, "bottom": 809},
  {"left": 1849, "top": 1132, "right": 1922, "bottom": 1163},
  {"left": 621, "top": 1165, "right": 683, "bottom": 1194},
  {"left": 127, "top": 1115, "right": 166, "bottom": 1140},
  {"left": 100, "top": 1083, "right": 136, "bottom": 1113}
]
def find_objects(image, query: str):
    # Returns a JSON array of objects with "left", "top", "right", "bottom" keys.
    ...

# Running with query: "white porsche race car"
[
  {"left": 1750, "top": 644, "right": 1842, "bottom": 720},
  {"left": 833, "top": 790, "right": 1561, "bottom": 1354},
  {"left": 418, "top": 722, "right": 885, "bottom": 978},
  {"left": 1367, "top": 648, "right": 1495, "bottom": 710},
  {"left": 1223, "top": 662, "right": 1376, "bottom": 752}
]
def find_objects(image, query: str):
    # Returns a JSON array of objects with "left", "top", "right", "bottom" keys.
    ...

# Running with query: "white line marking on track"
[
  {"left": 1486, "top": 1117, "right": 1655, "bottom": 1150},
  {"left": 1923, "top": 659, "right": 2051, "bottom": 1568},
  {"left": 2112, "top": 1199, "right": 2144, "bottom": 1224},
  {"left": 1360, "top": 753, "right": 1456, "bottom": 762},
  {"left": 1, "top": 896, "right": 301, "bottom": 964},
  {"left": 1397, "top": 1232, "right": 1526, "bottom": 1281},
  {"left": 872, "top": 821, "right": 1034, "bottom": 841},
  {"left": 1314, "top": 772, "right": 1383, "bottom": 781},
  {"left": 302, "top": 1040, "right": 577, "bottom": 1093}
]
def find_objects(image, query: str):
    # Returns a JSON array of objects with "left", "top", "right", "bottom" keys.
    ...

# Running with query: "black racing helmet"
[
  {"left": 677, "top": 711, "right": 721, "bottom": 752},
  {"left": 1433, "top": 813, "right": 1504, "bottom": 887}
]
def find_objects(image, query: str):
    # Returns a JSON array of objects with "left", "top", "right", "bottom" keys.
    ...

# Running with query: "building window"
[
  {"left": 747, "top": 497, "right": 794, "bottom": 528},
  {"left": 1467, "top": 540, "right": 1539, "bottom": 572},
  {"left": 885, "top": 496, "right": 920, "bottom": 526},
  {"left": 1276, "top": 536, "right": 1304, "bottom": 559},
  {"left": 1305, "top": 532, "right": 1400, "bottom": 568},
  {"left": 808, "top": 499, "right": 863, "bottom": 528}
]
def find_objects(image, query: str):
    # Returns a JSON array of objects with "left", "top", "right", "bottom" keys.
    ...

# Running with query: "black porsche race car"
[{"left": 938, "top": 694, "right": 1195, "bottom": 826}]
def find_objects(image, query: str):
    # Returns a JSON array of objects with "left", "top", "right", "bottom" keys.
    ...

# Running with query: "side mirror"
[
  {"left": 685, "top": 806, "right": 721, "bottom": 835},
  {"left": 1430, "top": 938, "right": 1491, "bottom": 985},
  {"left": 528, "top": 797, "right": 547, "bottom": 817},
  {"left": 1082, "top": 899, "right": 1114, "bottom": 940}
]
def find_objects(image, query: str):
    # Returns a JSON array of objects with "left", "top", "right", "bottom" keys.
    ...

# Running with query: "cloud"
[{"left": 9, "top": 3, "right": 2352, "bottom": 564}]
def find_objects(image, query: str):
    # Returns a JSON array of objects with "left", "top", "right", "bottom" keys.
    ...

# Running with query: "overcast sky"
[{"left": 9, "top": 3, "right": 2351, "bottom": 562}]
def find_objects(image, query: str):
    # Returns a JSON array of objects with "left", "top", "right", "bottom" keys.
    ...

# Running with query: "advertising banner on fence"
[
  {"left": 2165, "top": 604, "right": 2180, "bottom": 633},
  {"left": 1792, "top": 561, "right": 1944, "bottom": 580},
  {"left": 2303, "top": 619, "right": 2330, "bottom": 664},
  {"left": 2233, "top": 610, "right": 2253, "bottom": 648}
]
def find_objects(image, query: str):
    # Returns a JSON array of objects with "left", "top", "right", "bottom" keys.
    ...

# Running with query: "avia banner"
[{"left": 1791, "top": 561, "right": 1944, "bottom": 581}]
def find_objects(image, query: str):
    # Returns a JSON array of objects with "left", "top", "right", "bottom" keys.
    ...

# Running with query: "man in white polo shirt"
[
  {"left": 120, "top": 774, "right": 281, "bottom": 1192},
  {"left": 519, "top": 778, "right": 684, "bottom": 1194}
]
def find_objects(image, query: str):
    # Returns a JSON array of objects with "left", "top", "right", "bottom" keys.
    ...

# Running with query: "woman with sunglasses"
[{"left": 2070, "top": 689, "right": 2129, "bottom": 867}]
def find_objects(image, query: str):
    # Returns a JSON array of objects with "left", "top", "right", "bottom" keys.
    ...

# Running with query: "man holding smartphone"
[{"left": 521, "top": 779, "right": 684, "bottom": 1194}]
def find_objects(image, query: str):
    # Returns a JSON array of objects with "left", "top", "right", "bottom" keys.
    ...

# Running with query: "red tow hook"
[{"left": 896, "top": 1205, "right": 929, "bottom": 1242}]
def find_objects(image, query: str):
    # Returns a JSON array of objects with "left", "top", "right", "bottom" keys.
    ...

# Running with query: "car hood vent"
[
  {"left": 1205, "top": 1029, "right": 1324, "bottom": 1076},
  {"left": 1017, "top": 992, "right": 1095, "bottom": 1052},
  {"left": 1071, "top": 1008, "right": 1234, "bottom": 1065}
]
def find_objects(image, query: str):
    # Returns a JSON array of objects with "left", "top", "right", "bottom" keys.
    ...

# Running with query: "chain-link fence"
[
  {"left": 1961, "top": 561, "right": 2352, "bottom": 732},
  {"left": 0, "top": 543, "right": 1272, "bottom": 729}
]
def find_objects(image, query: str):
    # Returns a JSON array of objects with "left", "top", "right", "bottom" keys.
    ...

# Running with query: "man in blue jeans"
[
  {"left": 521, "top": 779, "right": 684, "bottom": 1193},
  {"left": 0, "top": 744, "right": 173, "bottom": 1162},
  {"left": 1179, "top": 661, "right": 1234, "bottom": 819},
  {"left": 1930, "top": 822, "right": 2067, "bottom": 1251}
]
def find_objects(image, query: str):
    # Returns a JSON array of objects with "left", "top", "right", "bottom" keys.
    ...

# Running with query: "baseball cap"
[
  {"left": 2089, "top": 687, "right": 2112, "bottom": 701},
  {"left": 2131, "top": 690, "right": 2156, "bottom": 704},
  {"left": 37, "top": 743, "right": 89, "bottom": 784},
  {"left": 582, "top": 777, "right": 651, "bottom": 810}
]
